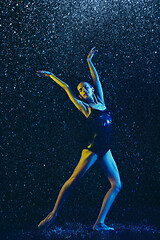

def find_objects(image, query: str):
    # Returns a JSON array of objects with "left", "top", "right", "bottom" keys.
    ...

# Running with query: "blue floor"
[
  {"left": 1, "top": 222, "right": 159, "bottom": 240},
  {"left": 1, "top": 207, "right": 159, "bottom": 240}
]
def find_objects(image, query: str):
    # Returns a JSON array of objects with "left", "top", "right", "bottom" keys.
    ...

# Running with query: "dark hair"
[{"left": 77, "top": 81, "right": 93, "bottom": 90}]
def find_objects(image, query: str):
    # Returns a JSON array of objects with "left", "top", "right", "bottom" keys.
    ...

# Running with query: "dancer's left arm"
[{"left": 87, "top": 47, "right": 105, "bottom": 104}]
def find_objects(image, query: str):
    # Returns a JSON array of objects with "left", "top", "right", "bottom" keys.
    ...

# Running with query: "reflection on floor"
[
  {"left": 1, "top": 206, "right": 159, "bottom": 240},
  {"left": 1, "top": 222, "right": 159, "bottom": 240}
]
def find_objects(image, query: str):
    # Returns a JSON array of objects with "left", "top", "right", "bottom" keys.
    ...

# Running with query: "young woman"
[{"left": 36, "top": 47, "right": 121, "bottom": 231}]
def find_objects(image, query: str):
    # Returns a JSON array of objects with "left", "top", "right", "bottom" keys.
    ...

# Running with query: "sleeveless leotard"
[{"left": 85, "top": 108, "right": 112, "bottom": 157}]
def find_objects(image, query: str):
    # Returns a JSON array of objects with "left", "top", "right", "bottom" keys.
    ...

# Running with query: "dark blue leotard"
[{"left": 85, "top": 108, "right": 112, "bottom": 157}]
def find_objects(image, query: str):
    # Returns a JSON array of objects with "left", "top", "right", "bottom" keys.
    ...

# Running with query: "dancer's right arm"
[{"left": 36, "top": 71, "right": 91, "bottom": 118}]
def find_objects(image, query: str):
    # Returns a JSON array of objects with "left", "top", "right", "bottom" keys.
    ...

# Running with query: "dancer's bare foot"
[
  {"left": 93, "top": 222, "right": 114, "bottom": 231},
  {"left": 38, "top": 212, "right": 56, "bottom": 229}
]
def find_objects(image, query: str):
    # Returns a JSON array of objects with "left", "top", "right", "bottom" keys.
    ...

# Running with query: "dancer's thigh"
[
  {"left": 98, "top": 150, "right": 121, "bottom": 185},
  {"left": 71, "top": 149, "right": 97, "bottom": 180}
]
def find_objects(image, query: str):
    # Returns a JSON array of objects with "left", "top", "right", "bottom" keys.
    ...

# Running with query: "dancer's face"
[{"left": 77, "top": 82, "right": 94, "bottom": 100}]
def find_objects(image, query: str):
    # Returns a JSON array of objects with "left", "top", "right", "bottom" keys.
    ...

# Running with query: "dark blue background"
[{"left": 1, "top": 0, "right": 159, "bottom": 230}]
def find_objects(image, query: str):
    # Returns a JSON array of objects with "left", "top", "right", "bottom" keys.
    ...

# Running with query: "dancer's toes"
[
  {"left": 38, "top": 218, "right": 49, "bottom": 229},
  {"left": 93, "top": 223, "right": 114, "bottom": 231},
  {"left": 38, "top": 213, "right": 54, "bottom": 229}
]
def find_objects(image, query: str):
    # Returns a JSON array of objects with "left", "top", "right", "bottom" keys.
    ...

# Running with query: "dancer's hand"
[
  {"left": 87, "top": 47, "right": 98, "bottom": 61},
  {"left": 36, "top": 70, "right": 52, "bottom": 78}
]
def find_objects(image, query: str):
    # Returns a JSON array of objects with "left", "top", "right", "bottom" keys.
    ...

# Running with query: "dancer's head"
[{"left": 77, "top": 82, "right": 95, "bottom": 102}]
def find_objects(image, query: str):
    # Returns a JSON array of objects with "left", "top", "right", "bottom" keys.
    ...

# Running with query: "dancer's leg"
[
  {"left": 93, "top": 150, "right": 121, "bottom": 230},
  {"left": 38, "top": 149, "right": 97, "bottom": 228}
]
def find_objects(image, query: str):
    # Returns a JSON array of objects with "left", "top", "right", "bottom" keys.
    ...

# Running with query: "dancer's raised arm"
[
  {"left": 36, "top": 71, "right": 91, "bottom": 117},
  {"left": 87, "top": 47, "right": 105, "bottom": 104}
]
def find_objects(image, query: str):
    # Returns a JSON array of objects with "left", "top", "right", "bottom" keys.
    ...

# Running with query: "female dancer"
[{"left": 36, "top": 47, "right": 121, "bottom": 231}]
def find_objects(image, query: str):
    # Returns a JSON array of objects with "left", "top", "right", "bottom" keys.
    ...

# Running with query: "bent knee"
[
  {"left": 68, "top": 175, "right": 81, "bottom": 185},
  {"left": 112, "top": 181, "right": 122, "bottom": 193}
]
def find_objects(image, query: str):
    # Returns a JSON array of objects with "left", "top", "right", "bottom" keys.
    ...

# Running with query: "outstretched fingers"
[
  {"left": 87, "top": 47, "right": 98, "bottom": 60},
  {"left": 36, "top": 70, "right": 51, "bottom": 77},
  {"left": 91, "top": 46, "right": 98, "bottom": 54},
  {"left": 36, "top": 70, "right": 42, "bottom": 77}
]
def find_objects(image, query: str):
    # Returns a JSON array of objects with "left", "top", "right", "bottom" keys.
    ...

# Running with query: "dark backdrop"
[{"left": 1, "top": 0, "right": 159, "bottom": 229}]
